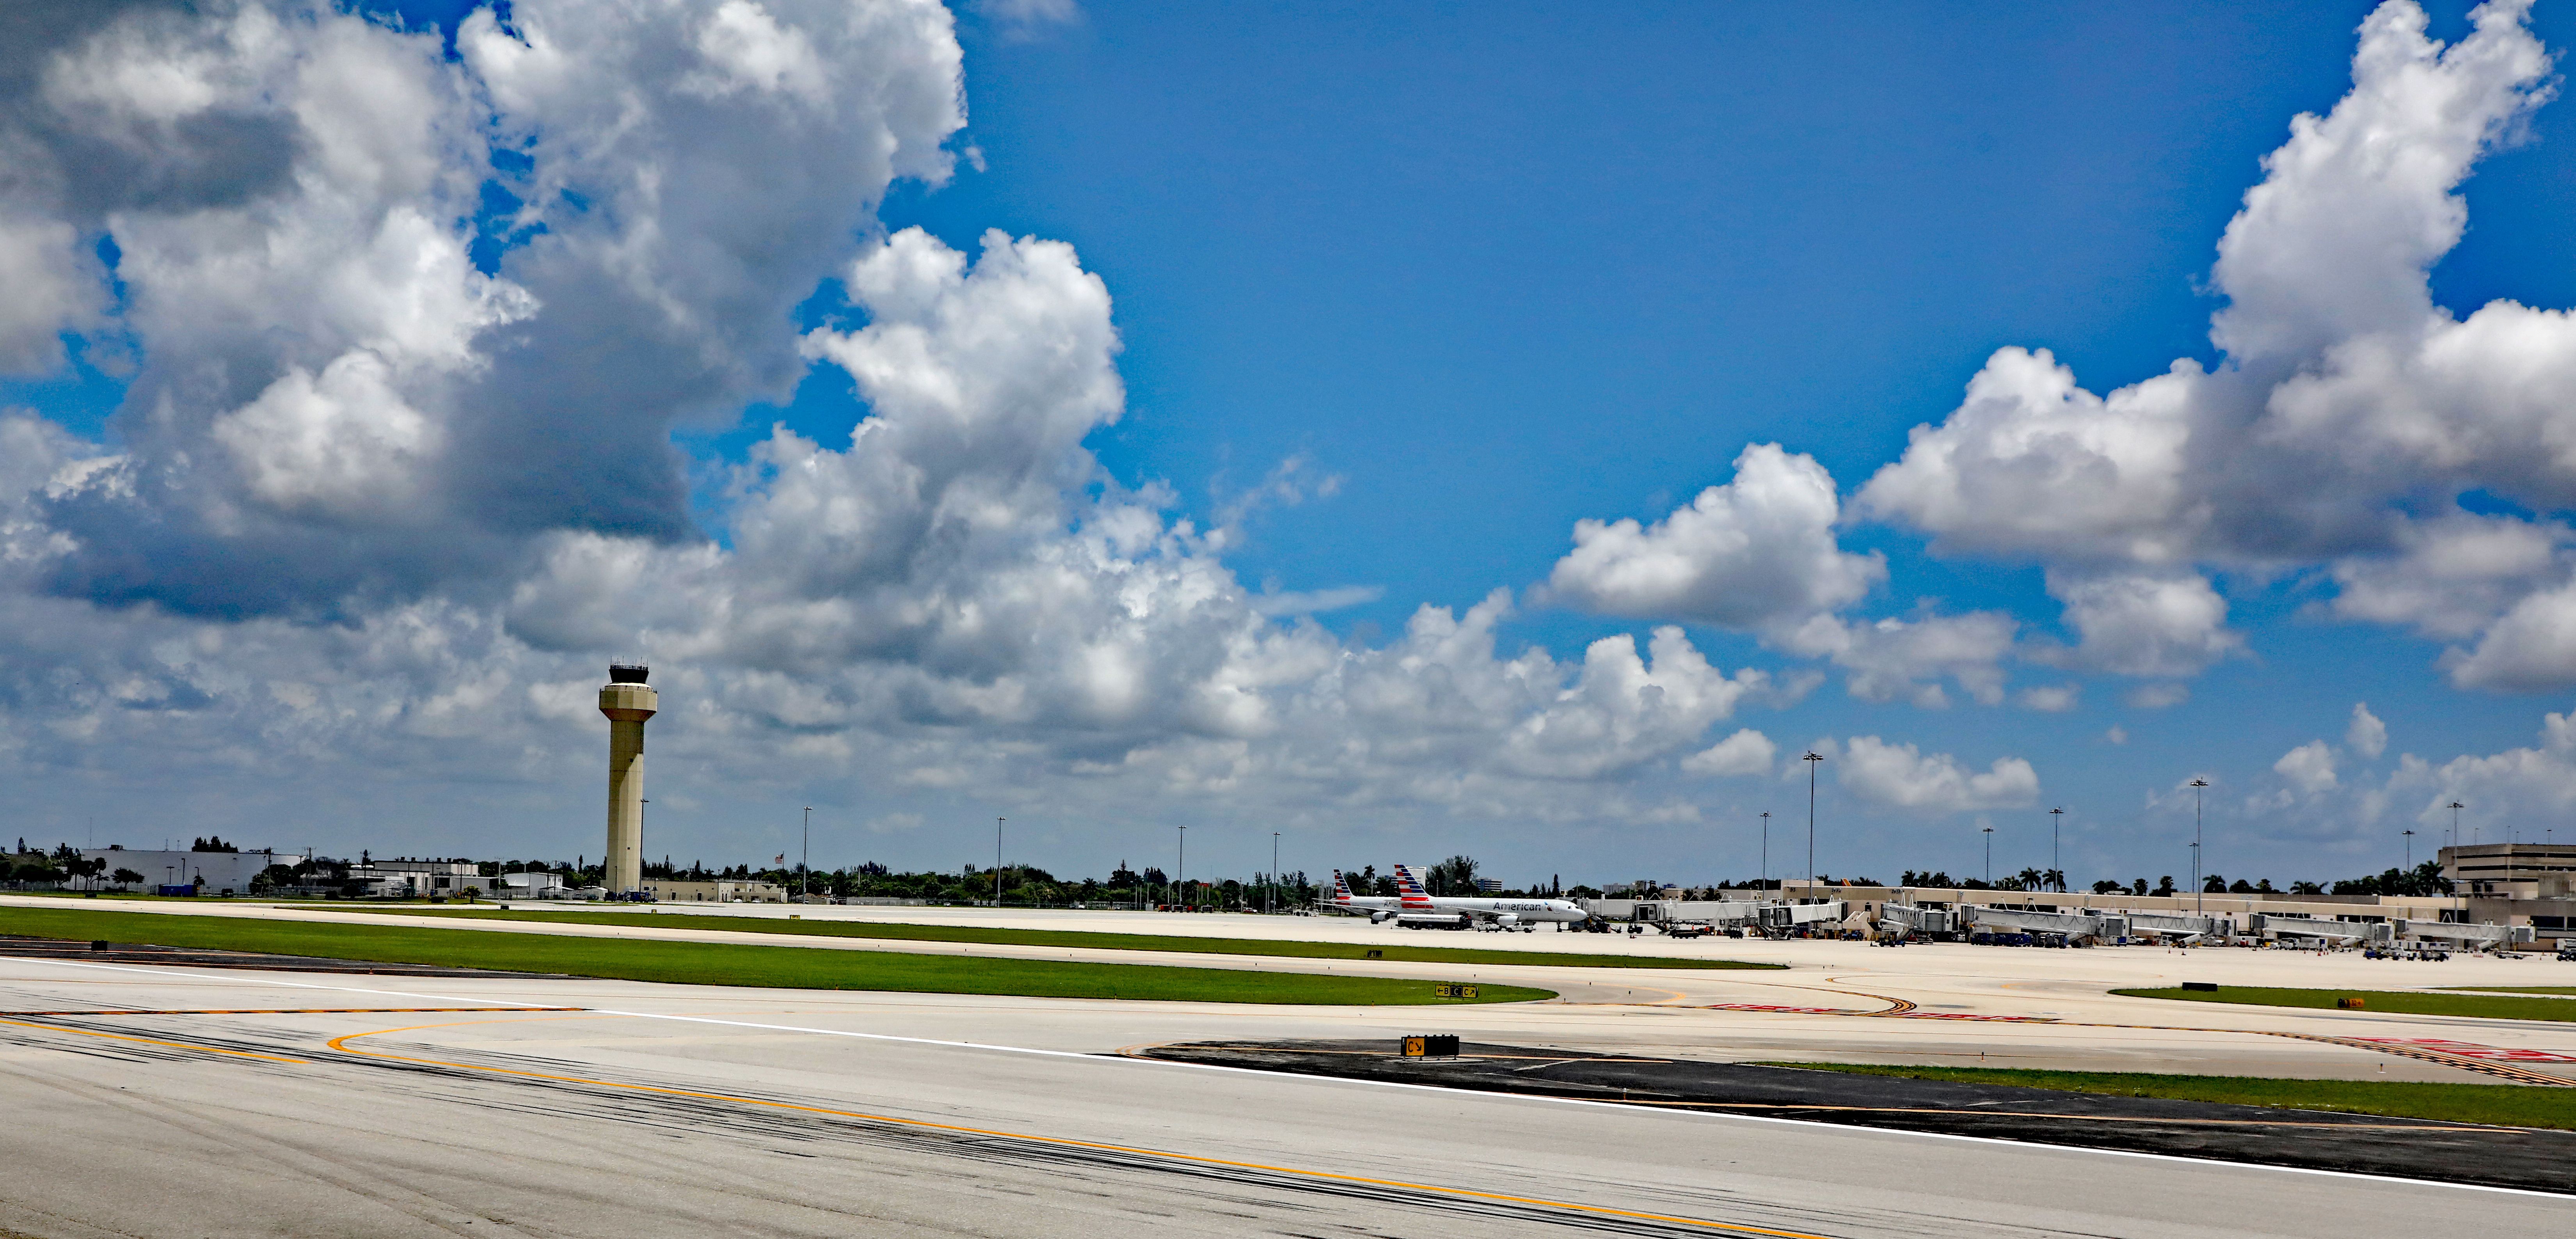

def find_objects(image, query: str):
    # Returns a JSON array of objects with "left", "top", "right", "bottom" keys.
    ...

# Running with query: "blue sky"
[
  {"left": 823, "top": 0, "right": 2576, "bottom": 876},
  {"left": 4, "top": 0, "right": 2575, "bottom": 887}
]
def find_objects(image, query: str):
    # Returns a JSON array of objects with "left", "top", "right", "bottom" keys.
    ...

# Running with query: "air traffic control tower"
[{"left": 599, "top": 664, "right": 657, "bottom": 895}]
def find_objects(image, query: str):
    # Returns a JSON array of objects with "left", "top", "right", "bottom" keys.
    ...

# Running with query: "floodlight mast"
[
  {"left": 1801, "top": 751, "right": 1825, "bottom": 894},
  {"left": 2189, "top": 778, "right": 2209, "bottom": 915},
  {"left": 2049, "top": 807, "right": 2064, "bottom": 891}
]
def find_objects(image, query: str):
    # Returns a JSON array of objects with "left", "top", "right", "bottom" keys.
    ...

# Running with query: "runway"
[
  {"left": 12, "top": 896, "right": 2573, "bottom": 1085},
  {"left": 0, "top": 951, "right": 2562, "bottom": 1237}
]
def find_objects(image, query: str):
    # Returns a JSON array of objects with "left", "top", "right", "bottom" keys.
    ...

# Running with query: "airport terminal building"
[
  {"left": 1706, "top": 845, "right": 2576, "bottom": 947},
  {"left": 1563, "top": 843, "right": 2573, "bottom": 948},
  {"left": 2444, "top": 841, "right": 2576, "bottom": 937}
]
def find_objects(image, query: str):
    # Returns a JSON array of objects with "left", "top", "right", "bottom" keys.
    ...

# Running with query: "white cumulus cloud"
[
  {"left": 2386, "top": 706, "right": 2576, "bottom": 836},
  {"left": 2041, "top": 570, "right": 2241, "bottom": 678},
  {"left": 2348, "top": 702, "right": 2388, "bottom": 759},
  {"left": 12, "top": 0, "right": 966, "bottom": 616},
  {"left": 2274, "top": 740, "right": 2338, "bottom": 794},
  {"left": 2443, "top": 579, "right": 2576, "bottom": 690},
  {"left": 1684, "top": 728, "right": 1777, "bottom": 777},
  {"left": 1770, "top": 610, "right": 2016, "bottom": 708},
  {"left": 1546, "top": 443, "right": 1883, "bottom": 629},
  {"left": 2018, "top": 683, "right": 2079, "bottom": 712},
  {"left": 0, "top": 214, "right": 105, "bottom": 373},
  {"left": 2327, "top": 513, "right": 2567, "bottom": 641},
  {"left": 10, "top": 4, "right": 1804, "bottom": 849},
  {"left": 1837, "top": 735, "right": 2039, "bottom": 813},
  {"left": 1856, "top": 2, "right": 2576, "bottom": 685}
]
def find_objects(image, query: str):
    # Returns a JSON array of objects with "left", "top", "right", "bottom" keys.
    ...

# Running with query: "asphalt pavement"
[
  {"left": 0, "top": 951, "right": 2562, "bottom": 1238},
  {"left": 1141, "top": 1037, "right": 2576, "bottom": 1193},
  {"left": 11, "top": 896, "right": 2572, "bottom": 1084}
]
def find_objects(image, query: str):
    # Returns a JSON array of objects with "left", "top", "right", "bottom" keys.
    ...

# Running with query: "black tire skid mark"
[{"left": 332, "top": 1042, "right": 1873, "bottom": 1239}]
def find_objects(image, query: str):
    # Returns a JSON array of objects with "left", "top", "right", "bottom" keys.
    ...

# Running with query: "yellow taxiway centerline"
[
  {"left": 327, "top": 1017, "right": 1837, "bottom": 1239},
  {"left": 0, "top": 1015, "right": 309, "bottom": 1064}
]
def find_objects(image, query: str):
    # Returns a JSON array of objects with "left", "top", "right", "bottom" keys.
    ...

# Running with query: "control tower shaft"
[{"left": 599, "top": 664, "right": 657, "bottom": 895}]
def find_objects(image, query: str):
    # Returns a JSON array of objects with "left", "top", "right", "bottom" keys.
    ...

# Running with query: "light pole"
[
  {"left": 2189, "top": 778, "right": 2208, "bottom": 915},
  {"left": 2403, "top": 827, "right": 2414, "bottom": 870},
  {"left": 1176, "top": 825, "right": 1187, "bottom": 909},
  {"left": 2448, "top": 801, "right": 2464, "bottom": 850},
  {"left": 1270, "top": 831, "right": 1280, "bottom": 914},
  {"left": 800, "top": 806, "right": 811, "bottom": 903},
  {"left": 994, "top": 817, "right": 1005, "bottom": 907},
  {"left": 1759, "top": 811, "right": 1770, "bottom": 893},
  {"left": 1801, "top": 751, "right": 1825, "bottom": 895},
  {"left": 1982, "top": 825, "right": 1993, "bottom": 887},
  {"left": 2050, "top": 806, "right": 2064, "bottom": 893}
]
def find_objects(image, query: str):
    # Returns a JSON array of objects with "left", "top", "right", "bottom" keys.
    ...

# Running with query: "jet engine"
[{"left": 1396, "top": 912, "right": 1472, "bottom": 930}]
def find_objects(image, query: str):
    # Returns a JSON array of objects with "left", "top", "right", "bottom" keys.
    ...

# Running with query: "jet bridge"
[
  {"left": 2395, "top": 919, "right": 2536, "bottom": 949},
  {"left": 2123, "top": 911, "right": 2230, "bottom": 940},
  {"left": 1878, "top": 903, "right": 1954, "bottom": 936},
  {"left": 1757, "top": 901, "right": 1847, "bottom": 932},
  {"left": 2251, "top": 913, "right": 2392, "bottom": 944},
  {"left": 1960, "top": 905, "right": 2126, "bottom": 941},
  {"left": 1672, "top": 900, "right": 1765, "bottom": 928},
  {"left": 1578, "top": 898, "right": 1762, "bottom": 926}
]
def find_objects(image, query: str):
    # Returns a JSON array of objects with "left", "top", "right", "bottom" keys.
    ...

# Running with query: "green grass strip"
[
  {"left": 2439, "top": 987, "right": 2576, "bottom": 996},
  {"left": 0, "top": 906, "right": 1552, "bottom": 1005},
  {"left": 290, "top": 904, "right": 1782, "bottom": 970},
  {"left": 2113, "top": 984, "right": 2576, "bottom": 1022},
  {"left": 1757, "top": 1062, "right": 2575, "bottom": 1130}
]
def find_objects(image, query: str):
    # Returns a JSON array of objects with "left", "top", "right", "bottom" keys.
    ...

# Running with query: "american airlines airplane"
[
  {"left": 1389, "top": 863, "right": 1587, "bottom": 931},
  {"left": 1325, "top": 870, "right": 1403, "bottom": 921}
]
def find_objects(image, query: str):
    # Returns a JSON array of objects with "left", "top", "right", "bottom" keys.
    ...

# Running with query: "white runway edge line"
[{"left": 13, "top": 956, "right": 2564, "bottom": 1202}]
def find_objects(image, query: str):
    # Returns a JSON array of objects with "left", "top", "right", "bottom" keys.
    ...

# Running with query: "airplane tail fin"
[{"left": 1393, "top": 863, "right": 1435, "bottom": 908}]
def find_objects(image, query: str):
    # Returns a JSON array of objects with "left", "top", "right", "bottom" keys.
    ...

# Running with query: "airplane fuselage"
[
  {"left": 1327, "top": 896, "right": 1403, "bottom": 920},
  {"left": 1387, "top": 866, "right": 1585, "bottom": 930},
  {"left": 1404, "top": 896, "right": 1586, "bottom": 923}
]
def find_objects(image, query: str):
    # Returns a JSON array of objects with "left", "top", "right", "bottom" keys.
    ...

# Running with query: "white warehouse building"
[{"left": 77, "top": 849, "right": 280, "bottom": 895}]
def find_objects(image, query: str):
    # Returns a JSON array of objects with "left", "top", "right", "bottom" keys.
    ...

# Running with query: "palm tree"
[
  {"left": 2016, "top": 866, "right": 2045, "bottom": 892},
  {"left": 2043, "top": 868, "right": 2066, "bottom": 893}
]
